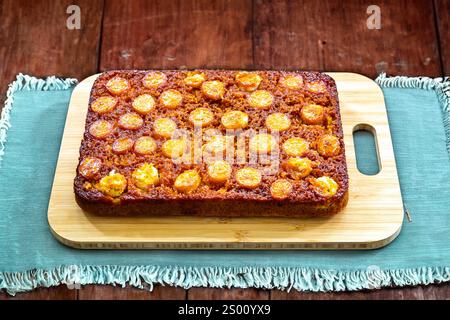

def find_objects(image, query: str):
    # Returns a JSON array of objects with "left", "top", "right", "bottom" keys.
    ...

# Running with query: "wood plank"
[
  {"left": 99, "top": 0, "right": 253, "bottom": 70},
  {"left": 271, "top": 284, "right": 450, "bottom": 300},
  {"left": 0, "top": 286, "right": 77, "bottom": 300},
  {"left": 0, "top": 0, "right": 103, "bottom": 102},
  {"left": 420, "top": 283, "right": 450, "bottom": 300},
  {"left": 78, "top": 285, "right": 186, "bottom": 300},
  {"left": 48, "top": 72, "right": 403, "bottom": 250},
  {"left": 3, "top": 283, "right": 449, "bottom": 300},
  {"left": 188, "top": 288, "right": 269, "bottom": 300},
  {"left": 435, "top": 0, "right": 450, "bottom": 75},
  {"left": 253, "top": 0, "right": 441, "bottom": 78}
]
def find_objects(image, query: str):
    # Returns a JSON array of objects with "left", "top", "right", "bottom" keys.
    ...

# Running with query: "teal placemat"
[{"left": 1, "top": 73, "right": 449, "bottom": 295}]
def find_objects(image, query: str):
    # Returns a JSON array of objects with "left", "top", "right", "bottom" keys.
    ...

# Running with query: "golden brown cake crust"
[{"left": 74, "top": 70, "right": 349, "bottom": 216}]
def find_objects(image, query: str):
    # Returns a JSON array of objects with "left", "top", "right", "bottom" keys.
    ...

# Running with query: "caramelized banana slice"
[
  {"left": 132, "top": 163, "right": 159, "bottom": 190},
  {"left": 307, "top": 81, "right": 327, "bottom": 93},
  {"left": 266, "top": 113, "right": 291, "bottom": 131},
  {"left": 280, "top": 75, "right": 303, "bottom": 90},
  {"left": 248, "top": 90, "right": 273, "bottom": 109},
  {"left": 207, "top": 160, "right": 232, "bottom": 184},
  {"left": 112, "top": 137, "right": 134, "bottom": 154},
  {"left": 96, "top": 172, "right": 127, "bottom": 197},
  {"left": 153, "top": 118, "right": 177, "bottom": 139},
  {"left": 174, "top": 170, "right": 201, "bottom": 193},
  {"left": 91, "top": 96, "right": 117, "bottom": 114},
  {"left": 106, "top": 76, "right": 130, "bottom": 95},
  {"left": 78, "top": 157, "right": 102, "bottom": 179},
  {"left": 301, "top": 104, "right": 324, "bottom": 125},
  {"left": 159, "top": 89, "right": 183, "bottom": 109},
  {"left": 89, "top": 120, "right": 113, "bottom": 139},
  {"left": 221, "top": 110, "right": 249, "bottom": 129},
  {"left": 203, "top": 135, "right": 228, "bottom": 155},
  {"left": 189, "top": 108, "right": 214, "bottom": 127},
  {"left": 132, "top": 94, "right": 156, "bottom": 115},
  {"left": 142, "top": 72, "right": 167, "bottom": 89},
  {"left": 270, "top": 179, "right": 293, "bottom": 200},
  {"left": 285, "top": 157, "right": 313, "bottom": 179},
  {"left": 134, "top": 136, "right": 157, "bottom": 155},
  {"left": 235, "top": 72, "right": 262, "bottom": 91},
  {"left": 282, "top": 137, "right": 309, "bottom": 156},
  {"left": 162, "top": 139, "right": 186, "bottom": 159},
  {"left": 236, "top": 167, "right": 262, "bottom": 189},
  {"left": 317, "top": 134, "right": 341, "bottom": 157},
  {"left": 311, "top": 176, "right": 338, "bottom": 197},
  {"left": 118, "top": 113, "right": 144, "bottom": 130},
  {"left": 249, "top": 133, "right": 277, "bottom": 155},
  {"left": 201, "top": 80, "right": 225, "bottom": 100},
  {"left": 184, "top": 72, "right": 206, "bottom": 88}
]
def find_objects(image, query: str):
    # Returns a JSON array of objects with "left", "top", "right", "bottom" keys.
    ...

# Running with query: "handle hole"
[{"left": 353, "top": 124, "right": 380, "bottom": 175}]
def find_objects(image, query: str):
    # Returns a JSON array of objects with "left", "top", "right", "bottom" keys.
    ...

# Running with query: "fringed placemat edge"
[
  {"left": 0, "top": 73, "right": 77, "bottom": 167},
  {"left": 375, "top": 73, "right": 450, "bottom": 156}
]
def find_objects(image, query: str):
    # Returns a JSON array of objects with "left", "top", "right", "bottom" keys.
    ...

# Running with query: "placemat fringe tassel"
[
  {"left": 375, "top": 73, "right": 450, "bottom": 156},
  {"left": 0, "top": 73, "right": 78, "bottom": 166},
  {"left": 1, "top": 265, "right": 450, "bottom": 296}
]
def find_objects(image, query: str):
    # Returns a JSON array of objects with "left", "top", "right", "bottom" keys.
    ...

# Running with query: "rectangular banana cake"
[{"left": 74, "top": 70, "right": 349, "bottom": 216}]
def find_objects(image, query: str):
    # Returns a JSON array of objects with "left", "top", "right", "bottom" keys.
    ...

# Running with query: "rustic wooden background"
[{"left": 0, "top": 0, "right": 449, "bottom": 300}]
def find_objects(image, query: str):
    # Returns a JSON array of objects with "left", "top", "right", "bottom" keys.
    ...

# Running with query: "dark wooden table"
[{"left": 0, "top": 0, "right": 449, "bottom": 300}]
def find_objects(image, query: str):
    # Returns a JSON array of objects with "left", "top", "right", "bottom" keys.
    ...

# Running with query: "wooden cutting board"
[{"left": 47, "top": 72, "right": 404, "bottom": 250}]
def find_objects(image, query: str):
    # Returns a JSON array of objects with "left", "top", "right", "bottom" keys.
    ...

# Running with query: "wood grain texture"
[
  {"left": 271, "top": 284, "right": 450, "bottom": 300},
  {"left": 188, "top": 288, "right": 269, "bottom": 300},
  {"left": 0, "top": 0, "right": 103, "bottom": 101},
  {"left": 78, "top": 285, "right": 186, "bottom": 300},
  {"left": 253, "top": 0, "right": 442, "bottom": 78},
  {"left": 100, "top": 0, "right": 253, "bottom": 70},
  {"left": 435, "top": 0, "right": 450, "bottom": 75},
  {"left": 0, "top": 286, "right": 77, "bottom": 300},
  {"left": 47, "top": 72, "right": 403, "bottom": 250}
]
